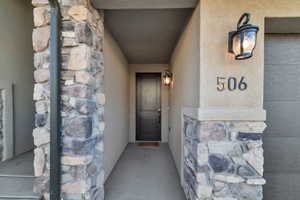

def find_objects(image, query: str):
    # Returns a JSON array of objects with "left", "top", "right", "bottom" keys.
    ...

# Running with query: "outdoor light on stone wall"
[
  {"left": 228, "top": 13, "right": 259, "bottom": 60},
  {"left": 163, "top": 70, "right": 173, "bottom": 86}
]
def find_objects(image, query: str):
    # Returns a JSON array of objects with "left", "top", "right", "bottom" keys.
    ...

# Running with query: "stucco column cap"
[{"left": 182, "top": 107, "right": 266, "bottom": 121}]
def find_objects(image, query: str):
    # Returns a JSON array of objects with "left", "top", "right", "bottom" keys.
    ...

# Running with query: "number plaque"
[{"left": 217, "top": 76, "right": 248, "bottom": 92}]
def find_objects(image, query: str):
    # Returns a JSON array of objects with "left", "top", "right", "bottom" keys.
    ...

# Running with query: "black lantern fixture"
[
  {"left": 163, "top": 70, "right": 173, "bottom": 86},
  {"left": 228, "top": 13, "right": 259, "bottom": 60}
]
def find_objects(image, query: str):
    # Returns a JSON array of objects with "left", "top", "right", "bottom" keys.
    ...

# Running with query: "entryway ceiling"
[
  {"left": 104, "top": 9, "right": 193, "bottom": 64},
  {"left": 92, "top": 0, "right": 198, "bottom": 9}
]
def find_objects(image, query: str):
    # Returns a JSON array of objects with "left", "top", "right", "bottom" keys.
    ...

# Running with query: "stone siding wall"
[
  {"left": 183, "top": 116, "right": 266, "bottom": 200},
  {"left": 32, "top": 0, "right": 105, "bottom": 199},
  {"left": 0, "top": 90, "right": 3, "bottom": 161}
]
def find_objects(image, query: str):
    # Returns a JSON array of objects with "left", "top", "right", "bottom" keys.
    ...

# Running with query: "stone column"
[
  {"left": 32, "top": 0, "right": 105, "bottom": 199},
  {"left": 32, "top": 1, "right": 51, "bottom": 199},
  {"left": 183, "top": 114, "right": 266, "bottom": 200}
]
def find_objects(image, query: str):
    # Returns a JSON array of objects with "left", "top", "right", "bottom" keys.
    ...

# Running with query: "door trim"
[
  {"left": 135, "top": 73, "right": 162, "bottom": 142},
  {"left": 0, "top": 81, "right": 14, "bottom": 161},
  {"left": 128, "top": 64, "right": 170, "bottom": 143}
]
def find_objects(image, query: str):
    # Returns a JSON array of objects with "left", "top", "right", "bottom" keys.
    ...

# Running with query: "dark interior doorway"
[{"left": 136, "top": 73, "right": 162, "bottom": 141}]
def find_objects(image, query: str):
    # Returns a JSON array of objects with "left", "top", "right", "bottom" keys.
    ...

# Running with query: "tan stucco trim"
[{"left": 182, "top": 107, "right": 266, "bottom": 121}]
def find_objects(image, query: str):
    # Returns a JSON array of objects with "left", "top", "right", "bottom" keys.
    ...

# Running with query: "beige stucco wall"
[
  {"left": 198, "top": 0, "right": 300, "bottom": 119},
  {"left": 104, "top": 29, "right": 130, "bottom": 180},
  {"left": 0, "top": 0, "right": 34, "bottom": 156},
  {"left": 169, "top": 3, "right": 200, "bottom": 173},
  {"left": 129, "top": 64, "right": 170, "bottom": 143}
]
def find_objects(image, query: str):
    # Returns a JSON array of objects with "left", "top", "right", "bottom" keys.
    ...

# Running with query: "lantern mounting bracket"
[{"left": 237, "top": 13, "right": 250, "bottom": 29}]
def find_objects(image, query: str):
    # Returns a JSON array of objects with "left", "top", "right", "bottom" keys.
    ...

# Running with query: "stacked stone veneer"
[
  {"left": 183, "top": 116, "right": 267, "bottom": 200},
  {"left": 0, "top": 90, "right": 3, "bottom": 161},
  {"left": 32, "top": 0, "right": 105, "bottom": 199}
]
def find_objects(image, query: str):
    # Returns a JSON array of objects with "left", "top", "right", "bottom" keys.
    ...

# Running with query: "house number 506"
[{"left": 217, "top": 76, "right": 247, "bottom": 92}]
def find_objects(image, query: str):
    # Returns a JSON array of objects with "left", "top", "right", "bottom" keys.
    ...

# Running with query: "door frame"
[
  {"left": 135, "top": 72, "right": 162, "bottom": 142},
  {"left": 129, "top": 64, "right": 170, "bottom": 143},
  {"left": 0, "top": 81, "right": 14, "bottom": 161}
]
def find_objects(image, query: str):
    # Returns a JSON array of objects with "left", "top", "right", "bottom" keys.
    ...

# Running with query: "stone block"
[
  {"left": 34, "top": 50, "right": 50, "bottom": 69},
  {"left": 96, "top": 93, "right": 105, "bottom": 105},
  {"left": 62, "top": 21, "right": 75, "bottom": 32},
  {"left": 35, "top": 113, "right": 48, "bottom": 127},
  {"left": 62, "top": 31, "right": 76, "bottom": 38},
  {"left": 34, "top": 83, "right": 49, "bottom": 101},
  {"left": 34, "top": 69, "right": 50, "bottom": 83},
  {"left": 62, "top": 181, "right": 91, "bottom": 194},
  {"left": 68, "top": 5, "right": 90, "bottom": 21},
  {"left": 34, "top": 7, "right": 50, "bottom": 27},
  {"left": 63, "top": 38, "right": 78, "bottom": 47},
  {"left": 61, "top": 70, "right": 75, "bottom": 81},
  {"left": 209, "top": 154, "right": 230, "bottom": 173},
  {"left": 229, "top": 183, "right": 263, "bottom": 200},
  {"left": 64, "top": 116, "right": 92, "bottom": 138},
  {"left": 70, "top": 98, "right": 96, "bottom": 115},
  {"left": 34, "top": 148, "right": 45, "bottom": 177},
  {"left": 33, "top": 26, "right": 51, "bottom": 52},
  {"left": 34, "top": 84, "right": 44, "bottom": 101},
  {"left": 246, "top": 178, "right": 266, "bottom": 185},
  {"left": 32, "top": 0, "right": 49, "bottom": 7},
  {"left": 197, "top": 143, "right": 209, "bottom": 165},
  {"left": 75, "top": 22, "right": 92, "bottom": 45},
  {"left": 61, "top": 155, "right": 93, "bottom": 166},
  {"left": 237, "top": 132, "right": 263, "bottom": 141},
  {"left": 199, "top": 122, "right": 227, "bottom": 141},
  {"left": 65, "top": 80, "right": 75, "bottom": 86},
  {"left": 99, "top": 122, "right": 105, "bottom": 131},
  {"left": 237, "top": 165, "right": 256, "bottom": 177},
  {"left": 246, "top": 141, "right": 263, "bottom": 150},
  {"left": 61, "top": 173, "right": 74, "bottom": 184},
  {"left": 33, "top": 128, "right": 50, "bottom": 146},
  {"left": 242, "top": 148, "right": 264, "bottom": 176},
  {"left": 33, "top": 175, "right": 49, "bottom": 195},
  {"left": 96, "top": 170, "right": 105, "bottom": 187},
  {"left": 63, "top": 136, "right": 99, "bottom": 155},
  {"left": 215, "top": 174, "right": 245, "bottom": 183},
  {"left": 75, "top": 70, "right": 94, "bottom": 85},
  {"left": 208, "top": 141, "right": 235, "bottom": 155},
  {"left": 63, "top": 84, "right": 92, "bottom": 98},
  {"left": 196, "top": 173, "right": 208, "bottom": 185},
  {"left": 60, "top": 0, "right": 88, "bottom": 6},
  {"left": 228, "top": 122, "right": 266, "bottom": 133},
  {"left": 68, "top": 45, "right": 91, "bottom": 70},
  {"left": 35, "top": 101, "right": 48, "bottom": 114},
  {"left": 195, "top": 185, "right": 212, "bottom": 199}
]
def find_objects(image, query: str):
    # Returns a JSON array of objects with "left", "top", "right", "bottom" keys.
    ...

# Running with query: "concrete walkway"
[
  {"left": 0, "top": 151, "right": 39, "bottom": 199},
  {"left": 105, "top": 143, "right": 186, "bottom": 200}
]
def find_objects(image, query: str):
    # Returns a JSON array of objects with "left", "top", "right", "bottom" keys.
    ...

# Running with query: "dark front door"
[{"left": 136, "top": 73, "right": 161, "bottom": 141}]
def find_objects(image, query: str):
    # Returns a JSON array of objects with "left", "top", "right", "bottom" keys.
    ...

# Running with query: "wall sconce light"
[
  {"left": 228, "top": 13, "right": 259, "bottom": 60},
  {"left": 163, "top": 70, "right": 173, "bottom": 86}
]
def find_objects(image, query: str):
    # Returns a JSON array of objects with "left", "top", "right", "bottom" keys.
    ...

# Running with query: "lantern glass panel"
[
  {"left": 242, "top": 30, "right": 256, "bottom": 54},
  {"left": 232, "top": 34, "right": 241, "bottom": 55},
  {"left": 164, "top": 76, "right": 171, "bottom": 85}
]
